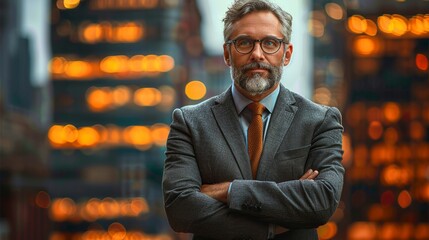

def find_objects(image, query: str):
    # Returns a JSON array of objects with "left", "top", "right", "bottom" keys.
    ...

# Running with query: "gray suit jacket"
[{"left": 162, "top": 85, "right": 344, "bottom": 240}]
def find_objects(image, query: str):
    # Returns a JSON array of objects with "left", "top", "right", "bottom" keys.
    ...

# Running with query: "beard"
[{"left": 231, "top": 61, "right": 283, "bottom": 96}]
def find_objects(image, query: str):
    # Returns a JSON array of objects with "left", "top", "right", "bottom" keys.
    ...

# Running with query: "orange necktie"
[{"left": 247, "top": 102, "right": 265, "bottom": 179}]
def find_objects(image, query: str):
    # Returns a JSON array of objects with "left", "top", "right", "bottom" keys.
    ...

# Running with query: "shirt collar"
[{"left": 231, "top": 84, "right": 280, "bottom": 115}]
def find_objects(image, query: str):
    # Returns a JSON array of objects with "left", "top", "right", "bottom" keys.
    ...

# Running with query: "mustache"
[{"left": 240, "top": 62, "right": 274, "bottom": 73}]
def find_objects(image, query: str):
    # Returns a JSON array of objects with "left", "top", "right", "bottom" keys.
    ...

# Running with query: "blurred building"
[
  {"left": 46, "top": 0, "right": 203, "bottom": 239},
  {"left": 0, "top": 0, "right": 52, "bottom": 239},
  {"left": 311, "top": 0, "right": 429, "bottom": 239}
]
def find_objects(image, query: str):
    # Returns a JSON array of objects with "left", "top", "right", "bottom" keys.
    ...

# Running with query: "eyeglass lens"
[{"left": 234, "top": 37, "right": 282, "bottom": 54}]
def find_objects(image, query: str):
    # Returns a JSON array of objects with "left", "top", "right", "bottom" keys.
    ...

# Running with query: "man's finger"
[
  {"left": 300, "top": 169, "right": 313, "bottom": 180},
  {"left": 308, "top": 170, "right": 319, "bottom": 180}
]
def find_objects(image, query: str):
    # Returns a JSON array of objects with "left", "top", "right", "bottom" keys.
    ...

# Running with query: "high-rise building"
[
  {"left": 311, "top": 1, "right": 429, "bottom": 239},
  {"left": 47, "top": 0, "right": 201, "bottom": 238}
]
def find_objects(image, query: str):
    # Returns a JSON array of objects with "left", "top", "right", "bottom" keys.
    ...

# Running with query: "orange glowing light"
[
  {"left": 348, "top": 15, "right": 367, "bottom": 34},
  {"left": 325, "top": 3, "right": 343, "bottom": 20},
  {"left": 116, "top": 22, "right": 143, "bottom": 42},
  {"left": 130, "top": 198, "right": 149, "bottom": 215},
  {"left": 378, "top": 15, "right": 393, "bottom": 33},
  {"left": 383, "top": 127, "right": 399, "bottom": 144},
  {"left": 100, "top": 198, "right": 120, "bottom": 219},
  {"left": 409, "top": 121, "right": 425, "bottom": 140},
  {"left": 63, "top": 124, "right": 79, "bottom": 143},
  {"left": 129, "top": 55, "right": 146, "bottom": 72},
  {"left": 368, "top": 204, "right": 386, "bottom": 221},
  {"left": 151, "top": 124, "right": 170, "bottom": 146},
  {"left": 159, "top": 55, "right": 175, "bottom": 72},
  {"left": 381, "top": 165, "right": 401, "bottom": 185},
  {"left": 107, "top": 125, "right": 121, "bottom": 144},
  {"left": 49, "top": 57, "right": 67, "bottom": 74},
  {"left": 391, "top": 15, "right": 408, "bottom": 36},
  {"left": 142, "top": 55, "right": 161, "bottom": 72},
  {"left": 100, "top": 55, "right": 128, "bottom": 74},
  {"left": 381, "top": 165, "right": 412, "bottom": 186},
  {"left": 77, "top": 127, "right": 100, "bottom": 147},
  {"left": 378, "top": 14, "right": 408, "bottom": 36},
  {"left": 313, "top": 87, "right": 332, "bottom": 105},
  {"left": 81, "top": 23, "right": 103, "bottom": 44},
  {"left": 134, "top": 88, "right": 162, "bottom": 106},
  {"left": 124, "top": 126, "right": 152, "bottom": 148},
  {"left": 420, "top": 184, "right": 429, "bottom": 201},
  {"left": 348, "top": 222, "right": 377, "bottom": 240},
  {"left": 112, "top": 86, "right": 131, "bottom": 106},
  {"left": 108, "top": 222, "right": 126, "bottom": 240},
  {"left": 86, "top": 87, "right": 113, "bottom": 112},
  {"left": 318, "top": 222, "right": 338, "bottom": 240},
  {"left": 353, "top": 36, "right": 378, "bottom": 56},
  {"left": 364, "top": 19, "right": 378, "bottom": 36},
  {"left": 50, "top": 198, "right": 77, "bottom": 221},
  {"left": 398, "top": 190, "right": 412, "bottom": 208},
  {"left": 48, "top": 125, "right": 67, "bottom": 145},
  {"left": 65, "top": 60, "right": 92, "bottom": 78},
  {"left": 346, "top": 102, "right": 365, "bottom": 127},
  {"left": 416, "top": 53, "right": 429, "bottom": 71},
  {"left": 415, "top": 223, "right": 429, "bottom": 240},
  {"left": 341, "top": 134, "right": 352, "bottom": 167},
  {"left": 368, "top": 121, "right": 383, "bottom": 140},
  {"left": 85, "top": 198, "right": 101, "bottom": 219},
  {"left": 409, "top": 15, "right": 426, "bottom": 35},
  {"left": 383, "top": 102, "right": 401, "bottom": 123},
  {"left": 63, "top": 0, "right": 80, "bottom": 9},
  {"left": 185, "top": 80, "right": 207, "bottom": 100},
  {"left": 35, "top": 191, "right": 51, "bottom": 209},
  {"left": 353, "top": 144, "right": 368, "bottom": 167}
]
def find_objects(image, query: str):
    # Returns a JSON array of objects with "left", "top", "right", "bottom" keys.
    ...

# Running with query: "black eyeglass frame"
[{"left": 225, "top": 36, "right": 288, "bottom": 55}]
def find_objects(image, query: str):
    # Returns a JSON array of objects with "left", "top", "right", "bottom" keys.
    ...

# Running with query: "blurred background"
[{"left": 0, "top": 0, "right": 428, "bottom": 239}]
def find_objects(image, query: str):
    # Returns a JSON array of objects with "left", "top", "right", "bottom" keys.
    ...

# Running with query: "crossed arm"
[
  {"left": 201, "top": 169, "right": 320, "bottom": 236},
  {"left": 201, "top": 169, "right": 320, "bottom": 203}
]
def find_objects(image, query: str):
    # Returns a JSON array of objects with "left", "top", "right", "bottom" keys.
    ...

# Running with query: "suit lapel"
[
  {"left": 257, "top": 86, "right": 297, "bottom": 180},
  {"left": 211, "top": 88, "right": 253, "bottom": 180}
]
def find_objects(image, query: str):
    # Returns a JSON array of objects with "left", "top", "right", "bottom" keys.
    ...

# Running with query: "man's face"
[{"left": 223, "top": 11, "right": 293, "bottom": 96}]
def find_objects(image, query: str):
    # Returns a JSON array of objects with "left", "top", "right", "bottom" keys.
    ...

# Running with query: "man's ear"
[
  {"left": 223, "top": 44, "right": 231, "bottom": 66},
  {"left": 283, "top": 43, "right": 293, "bottom": 66}
]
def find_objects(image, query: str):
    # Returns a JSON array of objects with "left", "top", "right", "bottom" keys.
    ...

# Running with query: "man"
[{"left": 162, "top": 0, "right": 344, "bottom": 239}]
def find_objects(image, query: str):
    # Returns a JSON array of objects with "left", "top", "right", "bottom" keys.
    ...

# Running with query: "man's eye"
[
  {"left": 237, "top": 39, "right": 253, "bottom": 47},
  {"left": 263, "top": 39, "right": 278, "bottom": 47}
]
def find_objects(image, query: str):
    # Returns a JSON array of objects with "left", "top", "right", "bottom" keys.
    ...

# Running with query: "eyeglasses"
[{"left": 226, "top": 36, "right": 287, "bottom": 54}]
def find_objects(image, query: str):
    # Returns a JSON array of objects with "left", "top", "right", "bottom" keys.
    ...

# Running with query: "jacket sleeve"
[
  {"left": 228, "top": 107, "right": 345, "bottom": 229},
  {"left": 162, "top": 108, "right": 269, "bottom": 239}
]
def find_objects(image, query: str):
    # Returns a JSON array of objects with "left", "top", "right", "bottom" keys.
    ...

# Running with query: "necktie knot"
[{"left": 247, "top": 102, "right": 265, "bottom": 116}]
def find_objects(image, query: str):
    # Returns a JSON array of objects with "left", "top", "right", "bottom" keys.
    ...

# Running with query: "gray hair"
[{"left": 223, "top": 0, "right": 293, "bottom": 43}]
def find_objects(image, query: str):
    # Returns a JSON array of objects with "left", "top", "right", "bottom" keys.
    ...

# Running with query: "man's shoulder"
[
  {"left": 181, "top": 94, "right": 220, "bottom": 112},
  {"left": 285, "top": 88, "right": 340, "bottom": 116}
]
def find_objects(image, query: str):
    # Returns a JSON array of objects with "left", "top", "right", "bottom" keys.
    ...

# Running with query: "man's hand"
[
  {"left": 300, "top": 169, "right": 319, "bottom": 180},
  {"left": 201, "top": 182, "right": 231, "bottom": 203}
]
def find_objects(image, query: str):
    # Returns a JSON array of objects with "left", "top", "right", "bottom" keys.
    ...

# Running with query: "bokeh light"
[{"left": 185, "top": 80, "right": 207, "bottom": 100}]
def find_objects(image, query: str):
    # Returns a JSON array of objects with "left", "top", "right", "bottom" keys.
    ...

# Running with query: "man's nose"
[{"left": 250, "top": 42, "right": 265, "bottom": 61}]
